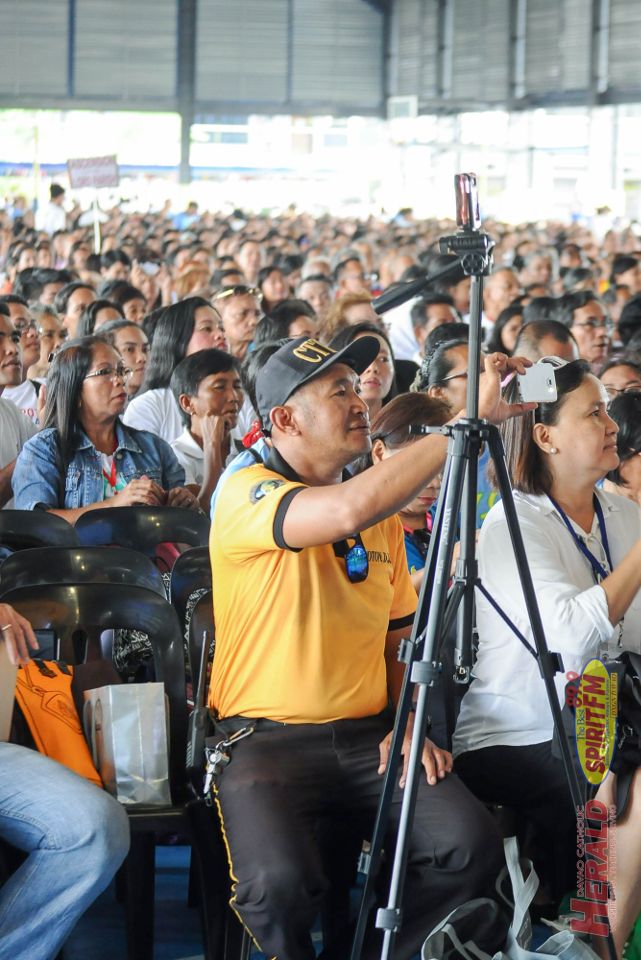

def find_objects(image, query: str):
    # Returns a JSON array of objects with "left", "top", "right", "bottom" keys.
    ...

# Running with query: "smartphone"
[
  {"left": 140, "top": 261, "right": 160, "bottom": 277},
  {"left": 517, "top": 363, "right": 558, "bottom": 404},
  {"left": 455, "top": 173, "right": 481, "bottom": 231}
]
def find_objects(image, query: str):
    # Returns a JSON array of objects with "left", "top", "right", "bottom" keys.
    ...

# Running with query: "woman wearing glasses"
[
  {"left": 453, "top": 358, "right": 641, "bottom": 954},
  {"left": 598, "top": 356, "right": 641, "bottom": 401},
  {"left": 13, "top": 336, "right": 199, "bottom": 520}
]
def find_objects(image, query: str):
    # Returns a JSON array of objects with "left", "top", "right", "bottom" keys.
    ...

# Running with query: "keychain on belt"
[{"left": 203, "top": 724, "right": 255, "bottom": 804}]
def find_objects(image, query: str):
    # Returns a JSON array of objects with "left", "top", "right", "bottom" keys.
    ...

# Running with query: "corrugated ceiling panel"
[
  {"left": 394, "top": 0, "right": 423, "bottom": 96},
  {"left": 0, "top": 0, "right": 68, "bottom": 96},
  {"left": 609, "top": 0, "right": 641, "bottom": 87},
  {"left": 525, "top": 0, "right": 589, "bottom": 95},
  {"left": 525, "top": 0, "right": 562, "bottom": 94},
  {"left": 418, "top": 0, "right": 439, "bottom": 100},
  {"left": 451, "top": 0, "right": 510, "bottom": 102},
  {"left": 291, "top": 0, "right": 382, "bottom": 106},
  {"left": 74, "top": 0, "right": 177, "bottom": 99},
  {"left": 559, "top": 0, "right": 590, "bottom": 90},
  {"left": 195, "top": 0, "right": 288, "bottom": 103}
]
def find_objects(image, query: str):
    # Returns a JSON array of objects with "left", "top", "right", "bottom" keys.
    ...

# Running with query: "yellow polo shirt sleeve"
[
  {"left": 215, "top": 464, "right": 306, "bottom": 559},
  {"left": 385, "top": 514, "right": 419, "bottom": 630}
]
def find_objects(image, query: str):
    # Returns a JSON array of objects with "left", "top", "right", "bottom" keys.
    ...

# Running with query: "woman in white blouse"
[{"left": 453, "top": 358, "right": 641, "bottom": 955}]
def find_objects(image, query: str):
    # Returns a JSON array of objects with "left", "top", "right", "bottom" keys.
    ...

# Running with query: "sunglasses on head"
[
  {"left": 212, "top": 285, "right": 261, "bottom": 302},
  {"left": 333, "top": 533, "right": 369, "bottom": 583}
]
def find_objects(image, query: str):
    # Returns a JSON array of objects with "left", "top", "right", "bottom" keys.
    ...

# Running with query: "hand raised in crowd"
[
  {"left": 0, "top": 602, "right": 39, "bottom": 666},
  {"left": 156, "top": 263, "right": 174, "bottom": 306},
  {"left": 129, "top": 259, "right": 148, "bottom": 293},
  {"left": 111, "top": 474, "right": 165, "bottom": 507},
  {"left": 378, "top": 718, "right": 453, "bottom": 788},
  {"left": 130, "top": 259, "right": 161, "bottom": 310},
  {"left": 165, "top": 486, "right": 201, "bottom": 510},
  {"left": 477, "top": 352, "right": 537, "bottom": 424}
]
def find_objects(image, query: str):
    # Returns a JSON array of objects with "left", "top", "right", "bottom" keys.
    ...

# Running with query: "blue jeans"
[{"left": 0, "top": 743, "right": 130, "bottom": 960}]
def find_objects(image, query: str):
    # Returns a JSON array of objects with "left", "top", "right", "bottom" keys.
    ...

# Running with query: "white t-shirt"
[
  {"left": 171, "top": 430, "right": 204, "bottom": 486},
  {"left": 0, "top": 397, "right": 38, "bottom": 508},
  {"left": 171, "top": 428, "right": 241, "bottom": 486},
  {"left": 386, "top": 300, "right": 421, "bottom": 361},
  {"left": 3, "top": 380, "right": 39, "bottom": 424},
  {"left": 453, "top": 489, "right": 641, "bottom": 757},
  {"left": 122, "top": 387, "right": 182, "bottom": 444},
  {"left": 35, "top": 201, "right": 66, "bottom": 236}
]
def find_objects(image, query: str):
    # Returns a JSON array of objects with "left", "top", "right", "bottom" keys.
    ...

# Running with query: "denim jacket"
[{"left": 13, "top": 419, "right": 185, "bottom": 510}]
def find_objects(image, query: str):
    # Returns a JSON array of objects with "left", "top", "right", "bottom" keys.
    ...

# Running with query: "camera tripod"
[{"left": 350, "top": 207, "right": 615, "bottom": 960}]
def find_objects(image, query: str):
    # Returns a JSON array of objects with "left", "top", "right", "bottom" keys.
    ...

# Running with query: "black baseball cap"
[{"left": 255, "top": 335, "right": 380, "bottom": 429}]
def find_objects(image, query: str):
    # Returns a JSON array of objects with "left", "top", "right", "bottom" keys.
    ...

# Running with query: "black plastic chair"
[
  {"left": 4, "top": 581, "right": 194, "bottom": 960},
  {"left": 169, "top": 546, "right": 212, "bottom": 628},
  {"left": 0, "top": 546, "right": 167, "bottom": 599},
  {"left": 0, "top": 546, "right": 169, "bottom": 663},
  {"left": 0, "top": 510, "right": 79, "bottom": 551},
  {"left": 185, "top": 587, "right": 214, "bottom": 684},
  {"left": 182, "top": 594, "right": 248, "bottom": 960},
  {"left": 74, "top": 506, "right": 210, "bottom": 557}
]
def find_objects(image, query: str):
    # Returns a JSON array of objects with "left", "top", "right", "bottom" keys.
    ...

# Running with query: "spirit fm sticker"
[{"left": 571, "top": 658, "right": 617, "bottom": 785}]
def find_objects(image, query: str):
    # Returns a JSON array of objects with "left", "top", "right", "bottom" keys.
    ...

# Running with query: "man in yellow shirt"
[{"left": 209, "top": 336, "right": 532, "bottom": 960}]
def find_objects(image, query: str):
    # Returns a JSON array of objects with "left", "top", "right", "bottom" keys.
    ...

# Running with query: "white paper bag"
[{"left": 83, "top": 682, "right": 171, "bottom": 805}]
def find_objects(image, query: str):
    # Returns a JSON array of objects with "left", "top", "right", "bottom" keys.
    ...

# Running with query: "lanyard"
[
  {"left": 102, "top": 456, "right": 117, "bottom": 490},
  {"left": 548, "top": 493, "right": 613, "bottom": 582}
]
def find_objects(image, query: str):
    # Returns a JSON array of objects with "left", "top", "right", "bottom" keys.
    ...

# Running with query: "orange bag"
[{"left": 14, "top": 659, "right": 103, "bottom": 788}]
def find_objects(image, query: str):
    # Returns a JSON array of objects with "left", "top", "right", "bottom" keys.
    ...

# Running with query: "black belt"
[{"left": 212, "top": 714, "right": 288, "bottom": 734}]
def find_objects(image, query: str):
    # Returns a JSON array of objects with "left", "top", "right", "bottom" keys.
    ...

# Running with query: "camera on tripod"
[{"left": 439, "top": 173, "right": 494, "bottom": 275}]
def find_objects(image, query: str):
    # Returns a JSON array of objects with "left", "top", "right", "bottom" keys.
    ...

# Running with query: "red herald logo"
[{"left": 292, "top": 339, "right": 335, "bottom": 363}]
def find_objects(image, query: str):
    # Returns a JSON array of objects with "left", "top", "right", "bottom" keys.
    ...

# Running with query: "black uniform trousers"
[{"left": 213, "top": 711, "right": 504, "bottom": 960}]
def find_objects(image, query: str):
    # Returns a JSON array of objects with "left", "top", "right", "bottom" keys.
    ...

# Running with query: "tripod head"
[
  {"left": 439, "top": 173, "right": 494, "bottom": 278},
  {"left": 438, "top": 230, "right": 494, "bottom": 277}
]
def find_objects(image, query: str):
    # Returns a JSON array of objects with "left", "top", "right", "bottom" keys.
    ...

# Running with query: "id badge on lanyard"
[{"left": 548, "top": 493, "right": 623, "bottom": 650}]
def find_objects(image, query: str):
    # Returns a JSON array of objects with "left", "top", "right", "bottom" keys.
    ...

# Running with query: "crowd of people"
[{"left": 4, "top": 182, "right": 641, "bottom": 958}]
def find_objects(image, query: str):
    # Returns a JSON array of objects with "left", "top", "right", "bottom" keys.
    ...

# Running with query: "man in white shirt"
[
  {"left": 35, "top": 184, "right": 67, "bottom": 236},
  {"left": 170, "top": 349, "right": 243, "bottom": 510},
  {"left": 0, "top": 314, "right": 38, "bottom": 506},
  {"left": 0, "top": 298, "right": 40, "bottom": 423}
]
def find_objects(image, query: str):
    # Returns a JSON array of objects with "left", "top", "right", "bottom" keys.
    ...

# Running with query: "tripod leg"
[
  {"left": 349, "top": 446, "right": 458, "bottom": 960},
  {"left": 376, "top": 428, "right": 471, "bottom": 960}
]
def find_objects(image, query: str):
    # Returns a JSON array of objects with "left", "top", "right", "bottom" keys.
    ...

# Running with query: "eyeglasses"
[
  {"left": 84, "top": 363, "right": 133, "bottom": 383},
  {"left": 212, "top": 285, "right": 262, "bottom": 302},
  {"left": 38, "top": 327, "right": 67, "bottom": 340},
  {"left": 604, "top": 382, "right": 641, "bottom": 398},
  {"left": 333, "top": 533, "right": 369, "bottom": 583},
  {"left": 343, "top": 272, "right": 371, "bottom": 282},
  {"left": 438, "top": 364, "right": 485, "bottom": 384},
  {"left": 572, "top": 319, "right": 614, "bottom": 333},
  {"left": 13, "top": 319, "right": 38, "bottom": 334}
]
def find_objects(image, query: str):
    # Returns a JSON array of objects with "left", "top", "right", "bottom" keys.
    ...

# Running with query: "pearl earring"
[{"left": 549, "top": 447, "right": 557, "bottom": 454}]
